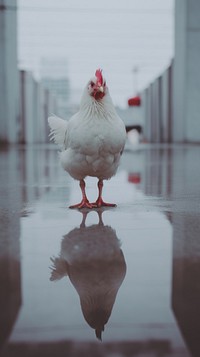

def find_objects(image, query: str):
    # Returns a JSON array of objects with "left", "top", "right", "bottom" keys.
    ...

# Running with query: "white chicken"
[{"left": 48, "top": 69, "right": 126, "bottom": 209}]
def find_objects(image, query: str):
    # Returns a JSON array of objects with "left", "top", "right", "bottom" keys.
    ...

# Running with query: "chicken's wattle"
[{"left": 93, "top": 91, "right": 105, "bottom": 100}]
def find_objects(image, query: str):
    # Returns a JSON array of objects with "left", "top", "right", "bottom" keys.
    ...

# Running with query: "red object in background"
[
  {"left": 128, "top": 173, "right": 141, "bottom": 184},
  {"left": 128, "top": 96, "right": 141, "bottom": 106}
]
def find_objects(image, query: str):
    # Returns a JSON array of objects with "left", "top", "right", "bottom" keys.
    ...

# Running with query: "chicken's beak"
[{"left": 98, "top": 86, "right": 104, "bottom": 93}]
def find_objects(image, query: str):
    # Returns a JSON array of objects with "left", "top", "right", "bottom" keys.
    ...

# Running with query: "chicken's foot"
[
  {"left": 69, "top": 179, "right": 94, "bottom": 209},
  {"left": 93, "top": 179, "right": 117, "bottom": 208}
]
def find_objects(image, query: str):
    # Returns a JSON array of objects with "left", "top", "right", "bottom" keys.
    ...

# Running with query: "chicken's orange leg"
[
  {"left": 94, "top": 179, "right": 116, "bottom": 208},
  {"left": 69, "top": 179, "right": 93, "bottom": 209}
]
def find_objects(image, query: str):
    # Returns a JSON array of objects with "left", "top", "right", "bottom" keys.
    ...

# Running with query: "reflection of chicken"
[{"left": 50, "top": 210, "right": 126, "bottom": 341}]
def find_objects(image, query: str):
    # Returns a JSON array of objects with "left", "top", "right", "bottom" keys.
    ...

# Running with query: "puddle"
[{"left": 1, "top": 144, "right": 199, "bottom": 356}]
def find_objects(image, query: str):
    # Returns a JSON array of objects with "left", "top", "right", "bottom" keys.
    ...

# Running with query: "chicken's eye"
[
  {"left": 103, "top": 81, "right": 106, "bottom": 87},
  {"left": 90, "top": 82, "right": 95, "bottom": 88}
]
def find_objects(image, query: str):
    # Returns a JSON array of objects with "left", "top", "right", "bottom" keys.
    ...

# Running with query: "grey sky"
[{"left": 18, "top": 0, "right": 174, "bottom": 107}]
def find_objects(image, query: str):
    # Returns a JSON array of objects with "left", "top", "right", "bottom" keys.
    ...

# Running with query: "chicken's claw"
[
  {"left": 92, "top": 198, "right": 117, "bottom": 208},
  {"left": 69, "top": 199, "right": 94, "bottom": 210}
]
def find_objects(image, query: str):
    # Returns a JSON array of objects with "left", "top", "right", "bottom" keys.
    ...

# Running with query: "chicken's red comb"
[{"left": 95, "top": 68, "right": 103, "bottom": 86}]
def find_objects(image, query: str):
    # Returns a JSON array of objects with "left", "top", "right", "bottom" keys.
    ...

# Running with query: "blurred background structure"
[
  {"left": 143, "top": 0, "right": 200, "bottom": 143},
  {"left": 0, "top": 0, "right": 200, "bottom": 143},
  {"left": 40, "top": 58, "right": 71, "bottom": 119},
  {"left": 0, "top": 0, "right": 19, "bottom": 143}
]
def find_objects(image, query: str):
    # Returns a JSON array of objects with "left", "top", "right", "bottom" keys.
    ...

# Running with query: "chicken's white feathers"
[
  {"left": 48, "top": 115, "right": 68, "bottom": 149},
  {"left": 47, "top": 74, "right": 126, "bottom": 182}
]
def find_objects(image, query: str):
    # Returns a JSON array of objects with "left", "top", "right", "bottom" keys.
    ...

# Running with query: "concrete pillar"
[
  {"left": 38, "top": 85, "right": 48, "bottom": 143},
  {"left": 149, "top": 83, "right": 154, "bottom": 142},
  {"left": 173, "top": 0, "right": 200, "bottom": 142},
  {"left": 143, "top": 87, "right": 151, "bottom": 142},
  {"left": 150, "top": 79, "right": 161, "bottom": 143},
  {"left": 19, "top": 71, "right": 35, "bottom": 144},
  {"left": 161, "top": 63, "right": 173, "bottom": 143},
  {"left": 0, "top": 0, "right": 19, "bottom": 143},
  {"left": 19, "top": 71, "right": 41, "bottom": 144}
]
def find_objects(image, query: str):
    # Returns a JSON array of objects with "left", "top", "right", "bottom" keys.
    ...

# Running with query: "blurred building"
[
  {"left": 19, "top": 70, "right": 57, "bottom": 144},
  {"left": 40, "top": 58, "right": 70, "bottom": 119},
  {"left": 0, "top": 0, "right": 19, "bottom": 143},
  {"left": 173, "top": 0, "right": 200, "bottom": 142},
  {"left": 142, "top": 0, "right": 200, "bottom": 143}
]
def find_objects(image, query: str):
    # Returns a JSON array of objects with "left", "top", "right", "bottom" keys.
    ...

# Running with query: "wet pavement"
[{"left": 0, "top": 142, "right": 200, "bottom": 357}]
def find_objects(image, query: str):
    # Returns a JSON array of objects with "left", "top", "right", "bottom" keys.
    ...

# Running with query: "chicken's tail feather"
[{"left": 48, "top": 115, "right": 68, "bottom": 149}]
